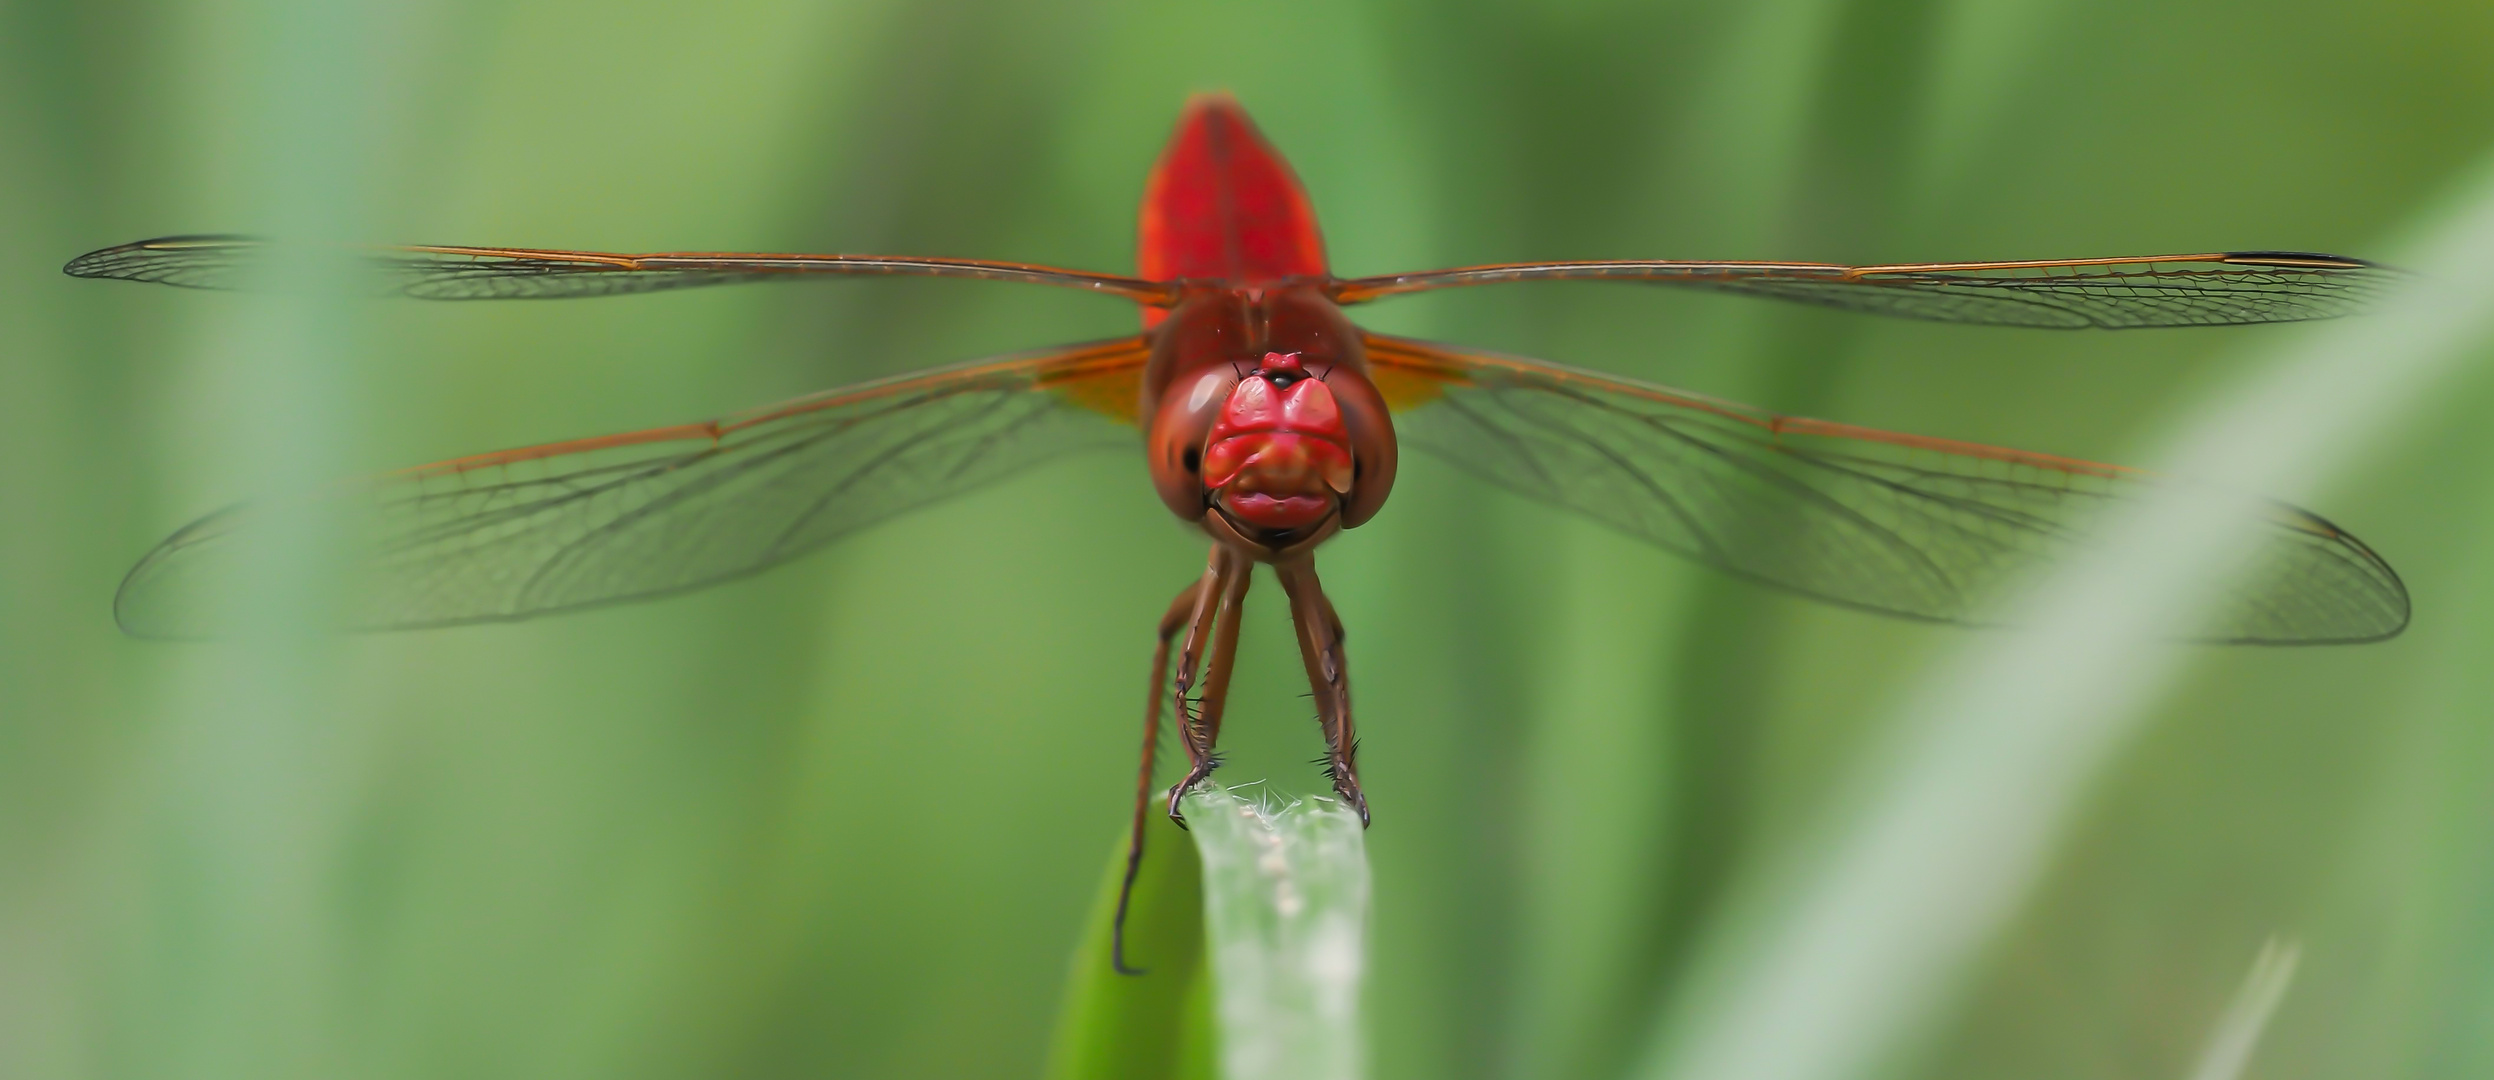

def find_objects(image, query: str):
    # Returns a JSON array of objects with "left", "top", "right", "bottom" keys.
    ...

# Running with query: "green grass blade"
[{"left": 1046, "top": 812, "right": 1214, "bottom": 1080}]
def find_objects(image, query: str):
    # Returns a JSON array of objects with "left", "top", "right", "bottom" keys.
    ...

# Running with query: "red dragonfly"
[{"left": 71, "top": 95, "right": 2408, "bottom": 972}]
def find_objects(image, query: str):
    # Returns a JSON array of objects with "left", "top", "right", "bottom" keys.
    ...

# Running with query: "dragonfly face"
[
  {"left": 65, "top": 92, "right": 2411, "bottom": 976},
  {"left": 1143, "top": 287, "right": 1396, "bottom": 556},
  {"left": 1203, "top": 353, "right": 1353, "bottom": 528}
]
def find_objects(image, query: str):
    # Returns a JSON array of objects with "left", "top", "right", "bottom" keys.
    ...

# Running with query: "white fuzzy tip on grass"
[{"left": 1183, "top": 784, "right": 1371, "bottom": 1080}]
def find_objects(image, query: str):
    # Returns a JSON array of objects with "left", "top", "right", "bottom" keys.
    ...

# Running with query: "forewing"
[
  {"left": 1364, "top": 334, "right": 2407, "bottom": 643},
  {"left": 65, "top": 235, "right": 1176, "bottom": 303},
  {"left": 1333, "top": 253, "right": 2395, "bottom": 328},
  {"left": 117, "top": 337, "right": 1151, "bottom": 636}
]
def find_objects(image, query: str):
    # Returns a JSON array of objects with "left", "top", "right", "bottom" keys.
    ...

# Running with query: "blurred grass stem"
[
  {"left": 1638, "top": 148, "right": 2494, "bottom": 1080},
  {"left": 168, "top": 3, "right": 382, "bottom": 1080},
  {"left": 1183, "top": 784, "right": 1371, "bottom": 1080},
  {"left": 2186, "top": 938, "right": 2301, "bottom": 1080}
]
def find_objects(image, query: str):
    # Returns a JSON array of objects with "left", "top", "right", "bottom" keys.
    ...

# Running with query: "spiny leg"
[
  {"left": 1168, "top": 545, "right": 1252, "bottom": 825},
  {"left": 1197, "top": 553, "right": 1253, "bottom": 754},
  {"left": 1164, "top": 549, "right": 1224, "bottom": 817},
  {"left": 1112, "top": 571, "right": 1216, "bottom": 976},
  {"left": 1277, "top": 557, "right": 1369, "bottom": 826}
]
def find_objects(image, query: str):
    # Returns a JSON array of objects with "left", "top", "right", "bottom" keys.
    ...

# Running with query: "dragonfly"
[{"left": 69, "top": 95, "right": 2409, "bottom": 973}]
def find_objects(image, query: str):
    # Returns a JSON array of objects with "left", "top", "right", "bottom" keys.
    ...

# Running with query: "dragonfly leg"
[
  {"left": 1277, "top": 557, "right": 1369, "bottom": 826},
  {"left": 1111, "top": 571, "right": 1216, "bottom": 976},
  {"left": 1167, "top": 545, "right": 1252, "bottom": 826}
]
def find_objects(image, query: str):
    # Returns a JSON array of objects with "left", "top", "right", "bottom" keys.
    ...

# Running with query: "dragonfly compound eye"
[{"left": 1148, "top": 366, "right": 1240, "bottom": 521}]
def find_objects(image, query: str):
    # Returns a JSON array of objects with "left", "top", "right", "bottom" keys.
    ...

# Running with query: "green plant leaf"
[{"left": 1045, "top": 812, "right": 1215, "bottom": 1080}]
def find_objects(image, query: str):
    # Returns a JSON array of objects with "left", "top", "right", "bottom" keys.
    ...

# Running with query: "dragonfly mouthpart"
[{"left": 1201, "top": 357, "right": 1354, "bottom": 533}]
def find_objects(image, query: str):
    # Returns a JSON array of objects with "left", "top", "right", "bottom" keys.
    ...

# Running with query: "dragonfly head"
[
  {"left": 1151, "top": 349, "right": 1396, "bottom": 550},
  {"left": 1146, "top": 294, "right": 1397, "bottom": 553}
]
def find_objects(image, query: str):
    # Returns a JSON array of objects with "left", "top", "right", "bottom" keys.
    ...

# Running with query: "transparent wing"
[
  {"left": 1334, "top": 252, "right": 2394, "bottom": 328},
  {"left": 65, "top": 235, "right": 1178, "bottom": 304},
  {"left": 1364, "top": 333, "right": 2407, "bottom": 643},
  {"left": 116, "top": 337, "right": 1152, "bottom": 637}
]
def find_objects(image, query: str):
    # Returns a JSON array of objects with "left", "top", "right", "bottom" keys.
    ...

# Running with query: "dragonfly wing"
[
  {"left": 1333, "top": 253, "right": 2396, "bottom": 328},
  {"left": 117, "top": 337, "right": 1151, "bottom": 636},
  {"left": 65, "top": 236, "right": 1177, "bottom": 303},
  {"left": 1364, "top": 333, "right": 2407, "bottom": 643}
]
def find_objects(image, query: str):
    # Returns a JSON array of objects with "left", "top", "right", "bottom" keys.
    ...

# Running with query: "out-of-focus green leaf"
[{"left": 1045, "top": 813, "right": 1213, "bottom": 1080}]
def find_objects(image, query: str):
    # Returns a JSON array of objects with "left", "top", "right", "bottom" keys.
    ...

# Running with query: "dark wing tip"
[
  {"left": 64, "top": 234, "right": 260, "bottom": 281},
  {"left": 2220, "top": 250, "right": 2386, "bottom": 270},
  {"left": 61, "top": 241, "right": 140, "bottom": 278}
]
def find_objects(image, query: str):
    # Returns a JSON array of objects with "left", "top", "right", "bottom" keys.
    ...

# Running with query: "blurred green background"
[{"left": 9, "top": 2, "right": 2494, "bottom": 1079}]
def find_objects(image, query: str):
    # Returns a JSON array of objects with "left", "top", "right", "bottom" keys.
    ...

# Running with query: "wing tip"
[
  {"left": 62, "top": 241, "right": 137, "bottom": 279},
  {"left": 2323, "top": 523, "right": 2414, "bottom": 644},
  {"left": 2226, "top": 505, "right": 2412, "bottom": 645},
  {"left": 112, "top": 535, "right": 175, "bottom": 639},
  {"left": 112, "top": 503, "right": 248, "bottom": 641},
  {"left": 112, "top": 559, "right": 187, "bottom": 640},
  {"left": 2219, "top": 250, "right": 2385, "bottom": 271},
  {"left": 65, "top": 234, "right": 259, "bottom": 282}
]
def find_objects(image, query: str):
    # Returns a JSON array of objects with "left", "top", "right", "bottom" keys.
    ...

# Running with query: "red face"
[
  {"left": 1201, "top": 352, "right": 1353, "bottom": 531},
  {"left": 1143, "top": 290, "right": 1396, "bottom": 553}
]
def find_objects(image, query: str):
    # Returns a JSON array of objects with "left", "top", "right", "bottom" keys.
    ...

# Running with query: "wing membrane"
[
  {"left": 1364, "top": 333, "right": 2407, "bottom": 643},
  {"left": 116, "top": 337, "right": 1151, "bottom": 636},
  {"left": 1334, "top": 252, "right": 2394, "bottom": 328},
  {"left": 65, "top": 235, "right": 1178, "bottom": 304}
]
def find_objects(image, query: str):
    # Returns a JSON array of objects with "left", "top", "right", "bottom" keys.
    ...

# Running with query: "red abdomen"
[{"left": 1137, "top": 96, "right": 1329, "bottom": 319}]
